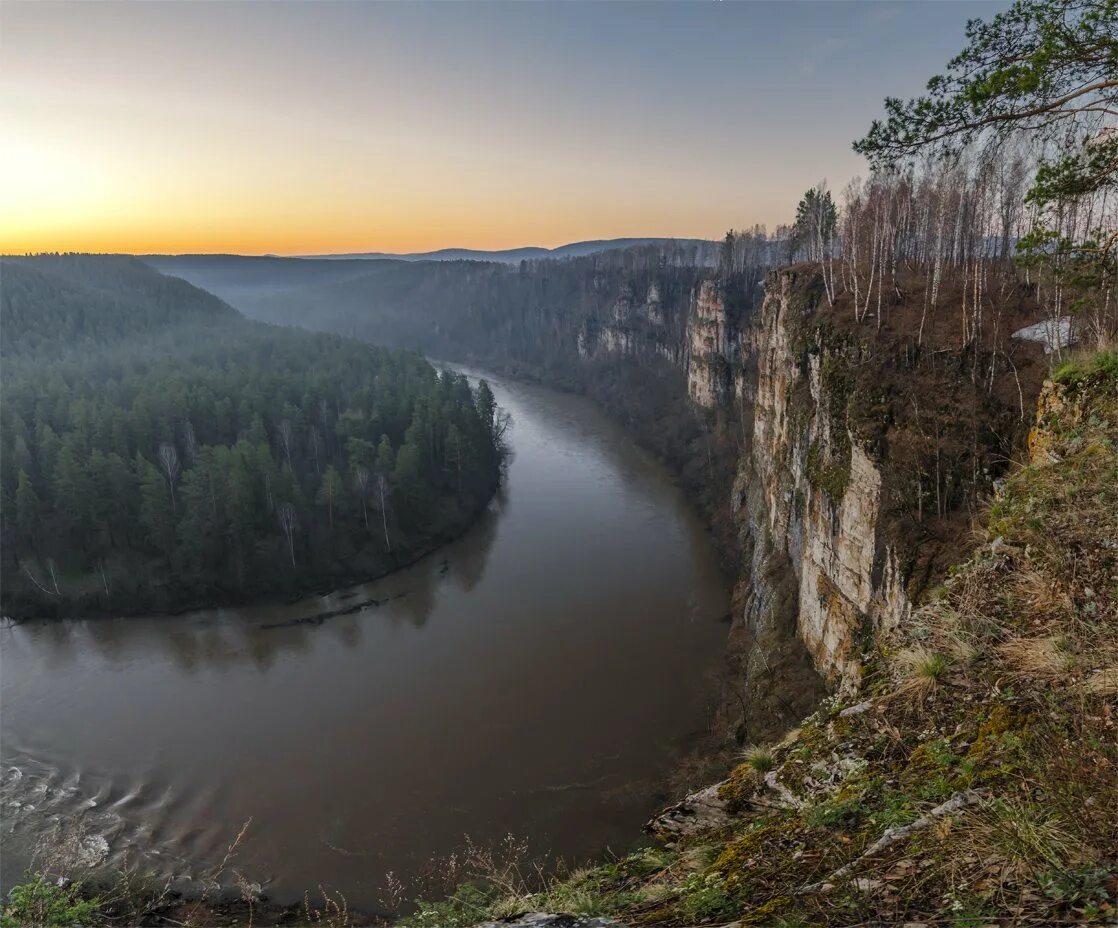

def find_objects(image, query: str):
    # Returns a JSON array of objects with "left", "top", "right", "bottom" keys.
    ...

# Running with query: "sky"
[{"left": 0, "top": 1, "right": 1009, "bottom": 256}]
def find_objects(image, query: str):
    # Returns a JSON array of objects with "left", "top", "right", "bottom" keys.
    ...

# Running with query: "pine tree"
[
  {"left": 317, "top": 465, "right": 345, "bottom": 530},
  {"left": 14, "top": 470, "right": 40, "bottom": 551},
  {"left": 139, "top": 459, "right": 176, "bottom": 561}
]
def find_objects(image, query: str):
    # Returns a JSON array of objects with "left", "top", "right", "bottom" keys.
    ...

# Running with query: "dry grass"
[
  {"left": 302, "top": 886, "right": 351, "bottom": 927},
  {"left": 996, "top": 634, "right": 1076, "bottom": 681},
  {"left": 890, "top": 646, "right": 949, "bottom": 703},
  {"left": 1010, "top": 568, "right": 1077, "bottom": 624},
  {"left": 1082, "top": 665, "right": 1118, "bottom": 697},
  {"left": 959, "top": 798, "right": 1084, "bottom": 872}
]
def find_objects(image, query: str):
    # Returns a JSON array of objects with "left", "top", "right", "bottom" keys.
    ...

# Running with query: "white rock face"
[
  {"left": 645, "top": 282, "right": 664, "bottom": 325},
  {"left": 686, "top": 280, "right": 732, "bottom": 407},
  {"left": 646, "top": 781, "right": 731, "bottom": 841},
  {"left": 735, "top": 273, "right": 910, "bottom": 691}
]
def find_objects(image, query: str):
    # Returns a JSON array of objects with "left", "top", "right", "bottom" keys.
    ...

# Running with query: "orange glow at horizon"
[
  {"left": 7, "top": 0, "right": 978, "bottom": 257},
  {"left": 0, "top": 127, "right": 736, "bottom": 256}
]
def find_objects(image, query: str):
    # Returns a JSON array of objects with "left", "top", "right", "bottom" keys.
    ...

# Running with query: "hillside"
[
  {"left": 1, "top": 256, "right": 236, "bottom": 359},
  {"left": 145, "top": 240, "right": 734, "bottom": 361},
  {"left": 0, "top": 255, "right": 504, "bottom": 618}
]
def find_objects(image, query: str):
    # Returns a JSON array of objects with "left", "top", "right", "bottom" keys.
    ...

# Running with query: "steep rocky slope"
[{"left": 581, "top": 265, "right": 1048, "bottom": 747}]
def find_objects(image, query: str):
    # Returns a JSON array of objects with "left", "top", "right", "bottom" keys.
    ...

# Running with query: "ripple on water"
[{"left": 0, "top": 752, "right": 226, "bottom": 895}]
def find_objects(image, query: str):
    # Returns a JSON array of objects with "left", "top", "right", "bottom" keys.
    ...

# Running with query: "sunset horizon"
[{"left": 2, "top": 0, "right": 1003, "bottom": 256}]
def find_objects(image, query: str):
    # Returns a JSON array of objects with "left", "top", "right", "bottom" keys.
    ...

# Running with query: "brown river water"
[{"left": 0, "top": 370, "right": 730, "bottom": 912}]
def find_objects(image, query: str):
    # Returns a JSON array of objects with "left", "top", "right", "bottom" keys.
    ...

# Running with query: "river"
[{"left": 0, "top": 370, "right": 730, "bottom": 912}]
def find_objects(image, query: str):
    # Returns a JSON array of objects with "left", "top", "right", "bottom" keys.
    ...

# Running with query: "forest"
[{"left": 0, "top": 255, "right": 505, "bottom": 618}]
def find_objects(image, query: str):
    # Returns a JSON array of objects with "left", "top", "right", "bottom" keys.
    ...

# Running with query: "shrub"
[{"left": 2, "top": 876, "right": 99, "bottom": 928}]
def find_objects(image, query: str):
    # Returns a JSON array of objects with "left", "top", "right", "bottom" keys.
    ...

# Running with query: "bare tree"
[
  {"left": 277, "top": 420, "right": 294, "bottom": 470},
  {"left": 492, "top": 408, "right": 513, "bottom": 457},
  {"left": 180, "top": 420, "right": 199, "bottom": 467},
  {"left": 158, "top": 442, "right": 181, "bottom": 512},
  {"left": 354, "top": 466, "right": 370, "bottom": 529},
  {"left": 374, "top": 473, "right": 392, "bottom": 551},
  {"left": 277, "top": 502, "right": 298, "bottom": 567}
]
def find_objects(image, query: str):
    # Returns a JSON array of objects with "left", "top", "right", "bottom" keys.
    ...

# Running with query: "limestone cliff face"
[
  {"left": 686, "top": 280, "right": 735, "bottom": 408},
  {"left": 577, "top": 281, "right": 681, "bottom": 364},
  {"left": 729, "top": 272, "right": 910, "bottom": 694},
  {"left": 580, "top": 265, "right": 1025, "bottom": 706}
]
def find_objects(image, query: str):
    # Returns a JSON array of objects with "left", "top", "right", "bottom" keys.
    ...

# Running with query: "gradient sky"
[{"left": 1, "top": 1, "right": 1008, "bottom": 256}]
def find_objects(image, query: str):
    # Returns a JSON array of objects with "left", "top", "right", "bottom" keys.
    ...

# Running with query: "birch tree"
[{"left": 157, "top": 442, "right": 181, "bottom": 513}]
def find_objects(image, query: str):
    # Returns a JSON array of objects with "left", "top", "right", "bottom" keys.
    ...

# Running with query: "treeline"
[
  {"left": 790, "top": 0, "right": 1116, "bottom": 353},
  {"left": 0, "top": 256, "right": 504, "bottom": 618}
]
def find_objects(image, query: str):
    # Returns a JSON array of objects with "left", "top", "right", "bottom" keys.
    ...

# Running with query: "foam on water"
[{"left": 0, "top": 752, "right": 219, "bottom": 894}]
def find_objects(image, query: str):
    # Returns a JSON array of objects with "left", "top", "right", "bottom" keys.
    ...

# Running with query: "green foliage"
[
  {"left": 0, "top": 255, "right": 235, "bottom": 360},
  {"left": 1052, "top": 349, "right": 1118, "bottom": 387},
  {"left": 0, "top": 256, "right": 502, "bottom": 617},
  {"left": 401, "top": 882, "right": 497, "bottom": 928},
  {"left": 806, "top": 437, "right": 852, "bottom": 501},
  {"left": 854, "top": 0, "right": 1118, "bottom": 164},
  {"left": 792, "top": 185, "right": 837, "bottom": 259},
  {"left": 1038, "top": 866, "right": 1112, "bottom": 908},
  {"left": 2, "top": 876, "right": 99, "bottom": 928},
  {"left": 674, "top": 872, "right": 738, "bottom": 923},
  {"left": 743, "top": 745, "right": 775, "bottom": 774}
]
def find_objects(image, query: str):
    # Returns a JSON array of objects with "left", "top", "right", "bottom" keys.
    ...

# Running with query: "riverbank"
[
  {"left": 3, "top": 473, "right": 501, "bottom": 623},
  {"left": 437, "top": 354, "right": 815, "bottom": 789}
]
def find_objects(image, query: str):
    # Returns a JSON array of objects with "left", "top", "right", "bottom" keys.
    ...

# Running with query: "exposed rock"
[
  {"left": 686, "top": 279, "right": 734, "bottom": 407},
  {"left": 733, "top": 272, "right": 910, "bottom": 701},
  {"left": 475, "top": 915, "right": 625, "bottom": 928},
  {"left": 646, "top": 781, "right": 731, "bottom": 841},
  {"left": 798, "top": 789, "right": 985, "bottom": 894}
]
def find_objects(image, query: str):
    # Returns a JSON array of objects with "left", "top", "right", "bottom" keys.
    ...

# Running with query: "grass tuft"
[{"left": 741, "top": 745, "right": 776, "bottom": 774}]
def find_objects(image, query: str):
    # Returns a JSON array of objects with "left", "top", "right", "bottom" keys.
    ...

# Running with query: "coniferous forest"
[{"left": 0, "top": 255, "right": 504, "bottom": 618}]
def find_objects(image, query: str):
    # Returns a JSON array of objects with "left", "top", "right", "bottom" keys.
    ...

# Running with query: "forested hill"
[
  {"left": 146, "top": 241, "right": 732, "bottom": 371},
  {"left": 2, "top": 255, "right": 236, "bottom": 359},
  {"left": 0, "top": 255, "right": 504, "bottom": 618}
]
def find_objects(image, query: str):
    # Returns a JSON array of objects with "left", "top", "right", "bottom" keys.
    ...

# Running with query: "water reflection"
[{"left": 9, "top": 493, "right": 506, "bottom": 675}]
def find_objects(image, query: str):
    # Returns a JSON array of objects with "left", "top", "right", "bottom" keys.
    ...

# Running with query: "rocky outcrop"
[
  {"left": 686, "top": 280, "right": 735, "bottom": 407},
  {"left": 579, "top": 264, "right": 1031, "bottom": 711},
  {"left": 730, "top": 272, "right": 909, "bottom": 692},
  {"left": 475, "top": 916, "right": 623, "bottom": 928},
  {"left": 646, "top": 781, "right": 732, "bottom": 842},
  {"left": 576, "top": 281, "right": 681, "bottom": 363}
]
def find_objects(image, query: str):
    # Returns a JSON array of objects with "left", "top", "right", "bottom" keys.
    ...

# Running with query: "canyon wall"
[
  {"left": 723, "top": 273, "right": 909, "bottom": 695},
  {"left": 577, "top": 262, "right": 1040, "bottom": 725},
  {"left": 174, "top": 250, "right": 1041, "bottom": 722},
  {"left": 679, "top": 267, "right": 1041, "bottom": 710},
  {"left": 582, "top": 267, "right": 910, "bottom": 691}
]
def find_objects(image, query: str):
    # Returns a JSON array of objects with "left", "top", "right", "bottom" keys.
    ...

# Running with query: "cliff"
[
  {"left": 524, "top": 263, "right": 1048, "bottom": 747},
  {"left": 679, "top": 268, "right": 1048, "bottom": 737}
]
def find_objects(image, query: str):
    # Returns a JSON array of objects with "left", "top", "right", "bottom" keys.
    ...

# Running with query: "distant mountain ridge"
[{"left": 296, "top": 237, "right": 716, "bottom": 263}]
